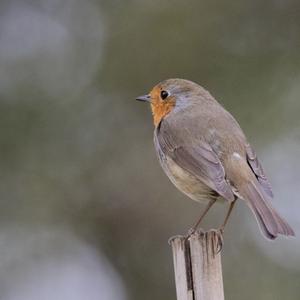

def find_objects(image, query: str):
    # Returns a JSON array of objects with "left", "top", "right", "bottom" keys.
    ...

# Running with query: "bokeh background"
[{"left": 0, "top": 0, "right": 299, "bottom": 299}]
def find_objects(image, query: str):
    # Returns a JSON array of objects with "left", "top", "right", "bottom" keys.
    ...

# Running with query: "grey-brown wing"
[
  {"left": 156, "top": 121, "right": 235, "bottom": 202},
  {"left": 246, "top": 143, "right": 273, "bottom": 198}
]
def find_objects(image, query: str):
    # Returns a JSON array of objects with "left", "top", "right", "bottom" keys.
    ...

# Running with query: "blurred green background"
[{"left": 0, "top": 0, "right": 299, "bottom": 299}]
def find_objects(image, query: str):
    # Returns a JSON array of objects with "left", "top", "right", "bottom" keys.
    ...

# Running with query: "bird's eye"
[{"left": 160, "top": 90, "right": 169, "bottom": 100}]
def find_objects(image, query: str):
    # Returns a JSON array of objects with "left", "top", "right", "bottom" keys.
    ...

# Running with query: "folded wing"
[{"left": 155, "top": 120, "right": 235, "bottom": 202}]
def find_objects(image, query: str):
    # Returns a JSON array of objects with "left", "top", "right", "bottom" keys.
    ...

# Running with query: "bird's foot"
[
  {"left": 186, "top": 227, "right": 204, "bottom": 239},
  {"left": 187, "top": 227, "right": 195, "bottom": 237},
  {"left": 185, "top": 228, "right": 224, "bottom": 254},
  {"left": 209, "top": 228, "right": 224, "bottom": 254}
]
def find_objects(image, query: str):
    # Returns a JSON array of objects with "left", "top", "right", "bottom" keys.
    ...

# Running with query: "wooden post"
[{"left": 169, "top": 230, "right": 224, "bottom": 300}]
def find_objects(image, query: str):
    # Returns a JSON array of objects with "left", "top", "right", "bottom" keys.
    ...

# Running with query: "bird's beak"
[{"left": 136, "top": 94, "right": 151, "bottom": 103}]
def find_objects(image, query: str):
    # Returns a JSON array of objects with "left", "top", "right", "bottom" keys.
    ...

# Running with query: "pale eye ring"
[{"left": 160, "top": 90, "right": 169, "bottom": 100}]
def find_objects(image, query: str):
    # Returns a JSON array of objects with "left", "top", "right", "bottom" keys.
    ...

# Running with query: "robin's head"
[{"left": 136, "top": 78, "right": 211, "bottom": 126}]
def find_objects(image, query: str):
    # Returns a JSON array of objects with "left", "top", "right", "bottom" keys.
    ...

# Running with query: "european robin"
[{"left": 137, "top": 78, "right": 294, "bottom": 239}]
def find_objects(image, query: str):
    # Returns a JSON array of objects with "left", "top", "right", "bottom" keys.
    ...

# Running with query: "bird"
[{"left": 136, "top": 78, "right": 295, "bottom": 240}]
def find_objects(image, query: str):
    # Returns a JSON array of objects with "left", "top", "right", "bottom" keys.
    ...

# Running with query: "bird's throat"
[{"left": 151, "top": 100, "right": 175, "bottom": 127}]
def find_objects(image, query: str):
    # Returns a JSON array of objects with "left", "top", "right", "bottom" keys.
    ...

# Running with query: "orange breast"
[
  {"left": 151, "top": 101, "right": 175, "bottom": 126},
  {"left": 150, "top": 87, "right": 175, "bottom": 126}
]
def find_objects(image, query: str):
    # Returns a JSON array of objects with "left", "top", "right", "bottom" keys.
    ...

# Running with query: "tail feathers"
[{"left": 240, "top": 181, "right": 295, "bottom": 240}]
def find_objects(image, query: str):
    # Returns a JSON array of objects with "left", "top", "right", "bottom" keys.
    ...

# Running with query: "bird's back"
[{"left": 164, "top": 94, "right": 247, "bottom": 163}]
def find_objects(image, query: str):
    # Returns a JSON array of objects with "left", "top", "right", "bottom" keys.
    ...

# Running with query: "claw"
[
  {"left": 185, "top": 228, "right": 224, "bottom": 255},
  {"left": 186, "top": 227, "right": 204, "bottom": 239},
  {"left": 187, "top": 227, "right": 196, "bottom": 237},
  {"left": 209, "top": 229, "right": 224, "bottom": 254}
]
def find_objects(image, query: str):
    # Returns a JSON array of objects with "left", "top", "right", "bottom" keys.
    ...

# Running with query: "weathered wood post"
[{"left": 169, "top": 230, "right": 224, "bottom": 300}]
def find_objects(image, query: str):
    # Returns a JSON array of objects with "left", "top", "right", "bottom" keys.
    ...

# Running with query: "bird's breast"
[{"left": 156, "top": 150, "right": 216, "bottom": 203}]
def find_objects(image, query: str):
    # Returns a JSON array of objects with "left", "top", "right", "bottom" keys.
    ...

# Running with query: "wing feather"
[{"left": 156, "top": 121, "right": 235, "bottom": 202}]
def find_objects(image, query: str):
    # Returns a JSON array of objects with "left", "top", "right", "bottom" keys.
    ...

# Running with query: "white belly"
[{"left": 161, "top": 155, "right": 216, "bottom": 203}]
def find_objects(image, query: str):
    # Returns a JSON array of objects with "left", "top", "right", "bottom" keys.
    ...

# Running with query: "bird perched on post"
[{"left": 137, "top": 78, "right": 294, "bottom": 240}]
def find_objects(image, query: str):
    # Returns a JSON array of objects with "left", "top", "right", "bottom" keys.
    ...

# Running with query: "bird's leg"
[
  {"left": 219, "top": 198, "right": 237, "bottom": 233},
  {"left": 188, "top": 198, "right": 217, "bottom": 236},
  {"left": 208, "top": 199, "right": 236, "bottom": 254}
]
